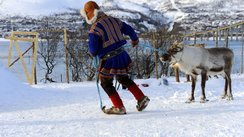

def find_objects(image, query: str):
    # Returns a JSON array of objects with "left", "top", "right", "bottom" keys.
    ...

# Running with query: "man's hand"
[{"left": 131, "top": 39, "right": 139, "bottom": 48}]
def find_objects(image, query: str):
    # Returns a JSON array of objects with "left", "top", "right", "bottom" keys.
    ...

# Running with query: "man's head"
[{"left": 80, "top": 1, "right": 100, "bottom": 24}]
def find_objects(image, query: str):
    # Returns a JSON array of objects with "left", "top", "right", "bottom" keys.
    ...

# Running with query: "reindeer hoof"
[
  {"left": 221, "top": 94, "right": 227, "bottom": 99},
  {"left": 199, "top": 96, "right": 209, "bottom": 103},
  {"left": 226, "top": 96, "right": 234, "bottom": 101},
  {"left": 200, "top": 99, "right": 209, "bottom": 103},
  {"left": 200, "top": 96, "right": 209, "bottom": 103},
  {"left": 185, "top": 98, "right": 195, "bottom": 103}
]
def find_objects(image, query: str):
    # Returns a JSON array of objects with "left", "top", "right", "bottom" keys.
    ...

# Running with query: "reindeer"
[{"left": 160, "top": 42, "right": 234, "bottom": 103}]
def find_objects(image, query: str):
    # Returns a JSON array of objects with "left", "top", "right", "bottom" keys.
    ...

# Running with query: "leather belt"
[{"left": 102, "top": 47, "right": 124, "bottom": 60}]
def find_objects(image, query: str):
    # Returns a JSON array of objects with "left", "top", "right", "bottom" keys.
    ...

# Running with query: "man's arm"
[
  {"left": 120, "top": 22, "right": 139, "bottom": 47},
  {"left": 88, "top": 33, "right": 101, "bottom": 56}
]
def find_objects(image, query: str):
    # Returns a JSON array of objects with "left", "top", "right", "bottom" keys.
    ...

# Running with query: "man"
[{"left": 80, "top": 1, "right": 150, "bottom": 115}]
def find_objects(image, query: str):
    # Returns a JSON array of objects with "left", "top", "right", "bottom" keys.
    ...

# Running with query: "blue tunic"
[{"left": 88, "top": 12, "right": 138, "bottom": 77}]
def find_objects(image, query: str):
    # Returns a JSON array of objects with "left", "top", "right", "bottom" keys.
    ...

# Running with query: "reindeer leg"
[
  {"left": 186, "top": 75, "right": 196, "bottom": 103},
  {"left": 200, "top": 71, "right": 208, "bottom": 103},
  {"left": 226, "top": 73, "right": 233, "bottom": 100},
  {"left": 221, "top": 77, "right": 228, "bottom": 99}
]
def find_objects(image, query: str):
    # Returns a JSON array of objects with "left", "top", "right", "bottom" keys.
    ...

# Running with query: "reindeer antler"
[{"left": 168, "top": 42, "right": 183, "bottom": 55}]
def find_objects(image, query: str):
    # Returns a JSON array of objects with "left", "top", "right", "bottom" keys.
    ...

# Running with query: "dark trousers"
[{"left": 100, "top": 75, "right": 135, "bottom": 96}]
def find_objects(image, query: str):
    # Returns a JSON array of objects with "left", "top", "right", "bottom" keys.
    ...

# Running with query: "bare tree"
[
  {"left": 129, "top": 24, "right": 182, "bottom": 79},
  {"left": 38, "top": 17, "right": 62, "bottom": 83},
  {"left": 155, "top": 27, "right": 183, "bottom": 77},
  {"left": 67, "top": 30, "right": 96, "bottom": 81},
  {"left": 128, "top": 44, "right": 155, "bottom": 79}
]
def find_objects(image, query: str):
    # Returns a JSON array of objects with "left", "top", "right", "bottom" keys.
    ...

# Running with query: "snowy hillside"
[
  {"left": 1, "top": 61, "right": 244, "bottom": 136},
  {"left": 0, "top": 0, "right": 243, "bottom": 31},
  {"left": 101, "top": 0, "right": 244, "bottom": 30}
]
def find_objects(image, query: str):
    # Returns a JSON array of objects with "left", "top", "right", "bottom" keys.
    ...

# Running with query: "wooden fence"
[{"left": 4, "top": 21, "right": 244, "bottom": 84}]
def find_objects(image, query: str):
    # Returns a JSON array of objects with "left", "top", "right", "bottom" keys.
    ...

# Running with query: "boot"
[
  {"left": 128, "top": 84, "right": 150, "bottom": 111},
  {"left": 136, "top": 96, "right": 150, "bottom": 111},
  {"left": 103, "top": 92, "right": 126, "bottom": 115},
  {"left": 102, "top": 106, "right": 126, "bottom": 115}
]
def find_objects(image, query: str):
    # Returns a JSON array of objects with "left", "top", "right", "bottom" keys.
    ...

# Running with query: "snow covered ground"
[{"left": 1, "top": 61, "right": 244, "bottom": 137}]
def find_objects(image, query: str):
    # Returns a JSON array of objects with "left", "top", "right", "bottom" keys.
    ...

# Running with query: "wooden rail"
[{"left": 5, "top": 31, "right": 38, "bottom": 85}]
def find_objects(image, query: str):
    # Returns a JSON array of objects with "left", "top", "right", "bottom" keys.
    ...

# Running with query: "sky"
[{"left": 0, "top": 0, "right": 101, "bottom": 16}]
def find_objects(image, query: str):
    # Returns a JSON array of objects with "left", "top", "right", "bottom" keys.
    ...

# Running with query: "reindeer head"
[{"left": 160, "top": 41, "right": 183, "bottom": 64}]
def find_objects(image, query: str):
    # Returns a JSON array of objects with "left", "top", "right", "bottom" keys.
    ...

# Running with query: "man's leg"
[
  {"left": 116, "top": 75, "right": 150, "bottom": 111},
  {"left": 100, "top": 76, "right": 126, "bottom": 114}
]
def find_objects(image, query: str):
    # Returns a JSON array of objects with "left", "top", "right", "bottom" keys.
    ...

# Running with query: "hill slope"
[{"left": 0, "top": 0, "right": 243, "bottom": 31}]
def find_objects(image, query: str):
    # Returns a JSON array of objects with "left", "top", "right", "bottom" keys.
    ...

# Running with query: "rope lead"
[{"left": 93, "top": 56, "right": 103, "bottom": 110}]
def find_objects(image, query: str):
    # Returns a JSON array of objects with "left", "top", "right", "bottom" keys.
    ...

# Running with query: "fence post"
[
  {"left": 241, "top": 25, "right": 244, "bottom": 74},
  {"left": 61, "top": 74, "right": 63, "bottom": 82},
  {"left": 219, "top": 30, "right": 221, "bottom": 41},
  {"left": 32, "top": 41, "right": 37, "bottom": 84},
  {"left": 236, "top": 26, "right": 239, "bottom": 41},
  {"left": 215, "top": 29, "right": 219, "bottom": 47},
  {"left": 153, "top": 32, "right": 159, "bottom": 79},
  {"left": 225, "top": 29, "right": 229, "bottom": 48},
  {"left": 174, "top": 66, "right": 180, "bottom": 82},
  {"left": 64, "top": 29, "right": 70, "bottom": 83},
  {"left": 194, "top": 33, "right": 197, "bottom": 44},
  {"left": 230, "top": 27, "right": 233, "bottom": 41}
]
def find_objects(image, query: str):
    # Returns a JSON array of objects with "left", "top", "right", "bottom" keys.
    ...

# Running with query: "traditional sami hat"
[{"left": 80, "top": 1, "right": 100, "bottom": 24}]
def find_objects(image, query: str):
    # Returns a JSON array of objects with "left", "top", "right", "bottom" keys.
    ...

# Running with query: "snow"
[
  {"left": 106, "top": 10, "right": 141, "bottom": 19},
  {"left": 1, "top": 0, "right": 243, "bottom": 28},
  {"left": 0, "top": 38, "right": 9, "bottom": 42},
  {"left": 115, "top": 0, "right": 150, "bottom": 13},
  {"left": 1, "top": 60, "right": 244, "bottom": 136},
  {"left": 168, "top": 0, "right": 187, "bottom": 21},
  {"left": 140, "top": 21, "right": 156, "bottom": 30}
]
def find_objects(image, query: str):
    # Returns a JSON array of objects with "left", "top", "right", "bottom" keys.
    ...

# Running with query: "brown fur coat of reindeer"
[{"left": 160, "top": 42, "right": 234, "bottom": 103}]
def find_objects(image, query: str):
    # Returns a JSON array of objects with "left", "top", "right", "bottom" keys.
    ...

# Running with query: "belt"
[{"left": 102, "top": 47, "right": 124, "bottom": 60}]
